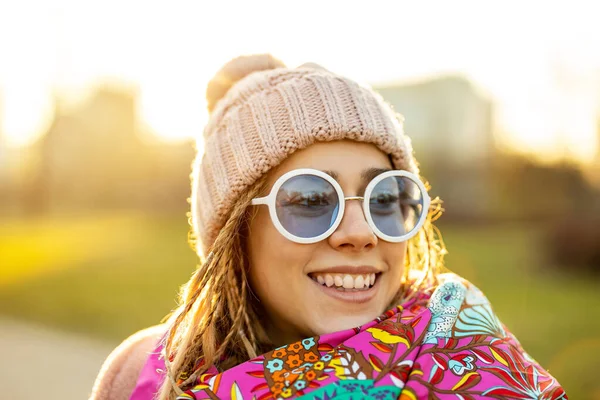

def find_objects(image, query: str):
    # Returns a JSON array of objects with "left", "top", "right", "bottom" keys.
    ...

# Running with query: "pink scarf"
[{"left": 131, "top": 274, "right": 567, "bottom": 399}]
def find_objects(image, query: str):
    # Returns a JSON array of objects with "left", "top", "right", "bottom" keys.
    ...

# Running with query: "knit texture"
[
  {"left": 192, "top": 56, "right": 420, "bottom": 256},
  {"left": 90, "top": 325, "right": 165, "bottom": 400}
]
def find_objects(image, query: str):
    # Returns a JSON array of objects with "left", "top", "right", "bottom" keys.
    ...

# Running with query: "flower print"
[
  {"left": 286, "top": 354, "right": 302, "bottom": 368},
  {"left": 287, "top": 372, "right": 299, "bottom": 384},
  {"left": 288, "top": 343, "right": 303, "bottom": 353},
  {"left": 302, "top": 337, "right": 316, "bottom": 350},
  {"left": 280, "top": 388, "right": 293, "bottom": 398},
  {"left": 272, "top": 369, "right": 286, "bottom": 383},
  {"left": 364, "top": 386, "right": 403, "bottom": 400},
  {"left": 481, "top": 344, "right": 566, "bottom": 399},
  {"left": 301, "top": 380, "right": 401, "bottom": 400},
  {"left": 304, "top": 352, "right": 319, "bottom": 362},
  {"left": 313, "top": 361, "right": 325, "bottom": 370},
  {"left": 428, "top": 281, "right": 465, "bottom": 315},
  {"left": 266, "top": 359, "right": 284, "bottom": 373},
  {"left": 293, "top": 380, "right": 307, "bottom": 390},
  {"left": 321, "top": 354, "right": 332, "bottom": 362},
  {"left": 373, "top": 389, "right": 392, "bottom": 400},
  {"left": 305, "top": 370, "right": 317, "bottom": 381},
  {"left": 271, "top": 382, "right": 285, "bottom": 395},
  {"left": 454, "top": 303, "right": 506, "bottom": 338},
  {"left": 272, "top": 348, "right": 287, "bottom": 358},
  {"left": 423, "top": 281, "right": 467, "bottom": 344},
  {"left": 291, "top": 366, "right": 309, "bottom": 375},
  {"left": 448, "top": 354, "right": 476, "bottom": 375},
  {"left": 367, "top": 320, "right": 414, "bottom": 346}
]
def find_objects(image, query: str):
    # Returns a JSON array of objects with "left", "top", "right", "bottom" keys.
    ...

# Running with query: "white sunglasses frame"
[{"left": 250, "top": 168, "right": 431, "bottom": 244}]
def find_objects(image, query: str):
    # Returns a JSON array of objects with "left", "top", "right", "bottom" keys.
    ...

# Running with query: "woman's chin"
[{"left": 309, "top": 311, "right": 381, "bottom": 336}]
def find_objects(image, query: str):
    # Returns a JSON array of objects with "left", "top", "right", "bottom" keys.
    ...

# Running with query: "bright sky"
[{"left": 0, "top": 0, "right": 599, "bottom": 164}]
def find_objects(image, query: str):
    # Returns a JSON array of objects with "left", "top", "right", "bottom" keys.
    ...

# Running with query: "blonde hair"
[{"left": 156, "top": 171, "right": 447, "bottom": 399}]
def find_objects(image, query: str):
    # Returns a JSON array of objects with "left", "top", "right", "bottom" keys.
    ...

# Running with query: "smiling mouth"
[{"left": 308, "top": 272, "right": 379, "bottom": 291}]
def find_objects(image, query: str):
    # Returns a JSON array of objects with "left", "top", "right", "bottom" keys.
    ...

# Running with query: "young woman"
[{"left": 91, "top": 54, "right": 566, "bottom": 399}]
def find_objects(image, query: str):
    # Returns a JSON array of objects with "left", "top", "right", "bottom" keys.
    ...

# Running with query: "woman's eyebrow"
[
  {"left": 322, "top": 170, "right": 339, "bottom": 180},
  {"left": 361, "top": 167, "right": 393, "bottom": 182}
]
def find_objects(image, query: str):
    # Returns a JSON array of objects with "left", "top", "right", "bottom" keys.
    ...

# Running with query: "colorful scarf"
[{"left": 130, "top": 274, "right": 567, "bottom": 399}]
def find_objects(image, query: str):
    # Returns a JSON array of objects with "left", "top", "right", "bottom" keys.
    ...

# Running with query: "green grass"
[
  {"left": 0, "top": 215, "right": 598, "bottom": 398},
  {"left": 0, "top": 212, "right": 197, "bottom": 340}
]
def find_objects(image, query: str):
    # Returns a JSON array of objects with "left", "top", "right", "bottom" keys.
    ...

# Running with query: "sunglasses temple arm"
[{"left": 250, "top": 196, "right": 269, "bottom": 205}]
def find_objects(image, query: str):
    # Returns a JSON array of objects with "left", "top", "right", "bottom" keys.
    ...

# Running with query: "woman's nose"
[{"left": 328, "top": 199, "right": 377, "bottom": 251}]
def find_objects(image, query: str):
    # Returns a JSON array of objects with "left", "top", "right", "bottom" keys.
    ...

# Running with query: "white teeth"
[
  {"left": 334, "top": 275, "right": 344, "bottom": 287},
  {"left": 325, "top": 274, "right": 334, "bottom": 287},
  {"left": 342, "top": 275, "right": 354, "bottom": 289},
  {"left": 354, "top": 275, "right": 364, "bottom": 289},
  {"left": 312, "top": 272, "right": 378, "bottom": 289}
]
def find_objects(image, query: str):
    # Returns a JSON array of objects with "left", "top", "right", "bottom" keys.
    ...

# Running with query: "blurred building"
[
  {"left": 26, "top": 85, "right": 195, "bottom": 214},
  {"left": 0, "top": 107, "right": 5, "bottom": 180},
  {"left": 0, "top": 112, "right": 7, "bottom": 212},
  {"left": 0, "top": 142, "right": 16, "bottom": 214},
  {"left": 0, "top": 105, "right": 20, "bottom": 215},
  {"left": 584, "top": 117, "right": 600, "bottom": 189},
  {"left": 374, "top": 76, "right": 496, "bottom": 221},
  {"left": 375, "top": 76, "right": 494, "bottom": 167}
]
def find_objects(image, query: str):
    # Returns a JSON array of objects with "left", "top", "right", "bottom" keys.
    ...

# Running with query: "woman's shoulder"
[{"left": 90, "top": 324, "right": 167, "bottom": 400}]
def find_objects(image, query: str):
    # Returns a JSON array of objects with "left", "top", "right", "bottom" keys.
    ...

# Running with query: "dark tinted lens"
[
  {"left": 369, "top": 175, "right": 424, "bottom": 237},
  {"left": 275, "top": 175, "right": 340, "bottom": 238}
]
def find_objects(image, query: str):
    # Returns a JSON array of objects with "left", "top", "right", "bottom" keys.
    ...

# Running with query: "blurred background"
[{"left": 1, "top": 1, "right": 599, "bottom": 399}]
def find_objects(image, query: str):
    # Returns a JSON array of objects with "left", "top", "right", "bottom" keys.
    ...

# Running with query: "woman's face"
[{"left": 247, "top": 140, "right": 407, "bottom": 345}]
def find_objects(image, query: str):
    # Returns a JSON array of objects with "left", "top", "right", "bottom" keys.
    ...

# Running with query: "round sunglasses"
[{"left": 251, "top": 168, "right": 431, "bottom": 244}]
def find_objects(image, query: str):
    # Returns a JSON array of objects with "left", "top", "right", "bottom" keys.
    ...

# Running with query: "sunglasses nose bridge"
[
  {"left": 344, "top": 196, "right": 364, "bottom": 202},
  {"left": 342, "top": 196, "right": 367, "bottom": 220},
  {"left": 340, "top": 196, "right": 370, "bottom": 226}
]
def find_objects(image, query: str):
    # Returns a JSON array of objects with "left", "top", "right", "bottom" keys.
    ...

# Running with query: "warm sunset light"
[
  {"left": 2, "top": 3, "right": 599, "bottom": 399},
  {"left": 1, "top": 0, "right": 599, "bottom": 164}
]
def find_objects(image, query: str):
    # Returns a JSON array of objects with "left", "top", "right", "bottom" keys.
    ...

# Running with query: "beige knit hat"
[{"left": 190, "top": 54, "right": 420, "bottom": 256}]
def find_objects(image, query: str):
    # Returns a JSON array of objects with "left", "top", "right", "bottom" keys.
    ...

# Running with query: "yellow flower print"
[{"left": 367, "top": 327, "right": 410, "bottom": 346}]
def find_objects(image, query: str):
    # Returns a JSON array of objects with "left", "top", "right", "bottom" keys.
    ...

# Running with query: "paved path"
[{"left": 0, "top": 318, "right": 117, "bottom": 400}]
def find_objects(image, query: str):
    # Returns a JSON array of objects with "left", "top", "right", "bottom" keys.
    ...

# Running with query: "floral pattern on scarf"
[{"left": 143, "top": 273, "right": 567, "bottom": 399}]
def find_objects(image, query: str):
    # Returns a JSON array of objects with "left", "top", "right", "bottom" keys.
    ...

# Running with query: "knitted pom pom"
[
  {"left": 297, "top": 62, "right": 328, "bottom": 71},
  {"left": 206, "top": 54, "right": 286, "bottom": 113}
]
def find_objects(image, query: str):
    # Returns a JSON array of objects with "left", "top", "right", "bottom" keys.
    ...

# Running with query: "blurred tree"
[
  {"left": 545, "top": 217, "right": 600, "bottom": 276},
  {"left": 490, "top": 153, "right": 599, "bottom": 222}
]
